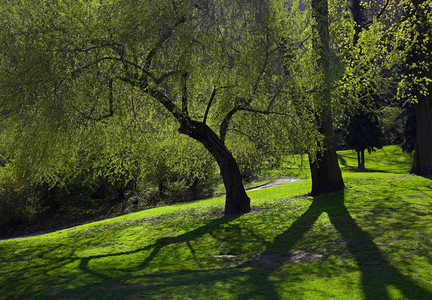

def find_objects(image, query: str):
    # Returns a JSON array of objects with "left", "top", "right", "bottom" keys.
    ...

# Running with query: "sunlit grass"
[{"left": 1, "top": 146, "right": 431, "bottom": 299}]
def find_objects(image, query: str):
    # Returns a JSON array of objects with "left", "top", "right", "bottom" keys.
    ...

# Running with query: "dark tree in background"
[{"left": 346, "top": 109, "right": 385, "bottom": 170}]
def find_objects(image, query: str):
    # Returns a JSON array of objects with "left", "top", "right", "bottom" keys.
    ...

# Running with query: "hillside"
[{"left": 1, "top": 146, "right": 432, "bottom": 299}]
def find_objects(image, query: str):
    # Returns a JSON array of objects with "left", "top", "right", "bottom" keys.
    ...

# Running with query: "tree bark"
[
  {"left": 179, "top": 120, "right": 251, "bottom": 215},
  {"left": 411, "top": 98, "right": 432, "bottom": 175},
  {"left": 408, "top": 0, "right": 432, "bottom": 176},
  {"left": 357, "top": 150, "right": 364, "bottom": 170},
  {"left": 309, "top": 0, "right": 345, "bottom": 196},
  {"left": 309, "top": 112, "right": 345, "bottom": 195}
]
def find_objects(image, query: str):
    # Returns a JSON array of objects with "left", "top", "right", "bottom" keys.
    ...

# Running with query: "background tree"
[
  {"left": 402, "top": 0, "right": 432, "bottom": 175},
  {"left": 346, "top": 107, "right": 385, "bottom": 169},
  {"left": 333, "top": 0, "right": 431, "bottom": 175}
]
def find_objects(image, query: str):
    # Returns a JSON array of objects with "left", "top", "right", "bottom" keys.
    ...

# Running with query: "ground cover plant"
[{"left": 1, "top": 146, "right": 432, "bottom": 299}]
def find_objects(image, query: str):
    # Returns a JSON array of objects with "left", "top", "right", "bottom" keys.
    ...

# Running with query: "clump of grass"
[{"left": 1, "top": 146, "right": 431, "bottom": 299}]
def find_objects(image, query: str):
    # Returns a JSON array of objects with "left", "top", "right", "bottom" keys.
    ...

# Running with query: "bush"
[{"left": 0, "top": 165, "right": 41, "bottom": 229}]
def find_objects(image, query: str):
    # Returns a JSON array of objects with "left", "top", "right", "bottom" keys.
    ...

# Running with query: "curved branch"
[
  {"left": 220, "top": 106, "right": 240, "bottom": 144},
  {"left": 147, "top": 87, "right": 186, "bottom": 122},
  {"left": 181, "top": 71, "right": 189, "bottom": 116},
  {"left": 72, "top": 78, "right": 115, "bottom": 122},
  {"left": 237, "top": 106, "right": 292, "bottom": 117}
]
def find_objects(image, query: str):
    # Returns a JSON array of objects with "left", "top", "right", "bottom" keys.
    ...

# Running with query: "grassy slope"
[{"left": 1, "top": 145, "right": 432, "bottom": 299}]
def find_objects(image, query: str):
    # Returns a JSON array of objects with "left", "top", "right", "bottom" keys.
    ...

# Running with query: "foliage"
[{"left": 0, "top": 165, "right": 41, "bottom": 228}]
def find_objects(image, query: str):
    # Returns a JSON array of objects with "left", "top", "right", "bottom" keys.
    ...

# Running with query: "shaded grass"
[{"left": 1, "top": 146, "right": 431, "bottom": 299}]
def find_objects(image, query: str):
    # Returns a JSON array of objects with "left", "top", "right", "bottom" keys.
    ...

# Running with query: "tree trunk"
[
  {"left": 179, "top": 120, "right": 251, "bottom": 215},
  {"left": 356, "top": 150, "right": 366, "bottom": 170},
  {"left": 411, "top": 98, "right": 432, "bottom": 175},
  {"left": 309, "top": 0, "right": 345, "bottom": 196},
  {"left": 309, "top": 116, "right": 345, "bottom": 195},
  {"left": 357, "top": 151, "right": 361, "bottom": 169},
  {"left": 408, "top": 0, "right": 432, "bottom": 175}
]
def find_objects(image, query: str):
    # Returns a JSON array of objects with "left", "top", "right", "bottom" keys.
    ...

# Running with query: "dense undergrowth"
[{"left": 1, "top": 146, "right": 432, "bottom": 299}]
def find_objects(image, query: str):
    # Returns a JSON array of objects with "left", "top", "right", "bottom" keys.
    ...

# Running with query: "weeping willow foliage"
[{"left": 0, "top": 0, "right": 322, "bottom": 201}]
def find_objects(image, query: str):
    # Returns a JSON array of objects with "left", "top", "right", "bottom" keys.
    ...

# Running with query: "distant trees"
[{"left": 346, "top": 108, "right": 385, "bottom": 170}]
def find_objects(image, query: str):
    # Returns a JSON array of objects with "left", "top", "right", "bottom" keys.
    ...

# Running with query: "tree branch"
[
  {"left": 203, "top": 86, "right": 217, "bottom": 125},
  {"left": 220, "top": 106, "right": 240, "bottom": 144},
  {"left": 145, "top": 16, "right": 187, "bottom": 69},
  {"left": 154, "top": 70, "right": 182, "bottom": 84},
  {"left": 69, "top": 56, "right": 155, "bottom": 82},
  {"left": 72, "top": 79, "right": 115, "bottom": 122},
  {"left": 181, "top": 71, "right": 189, "bottom": 116},
  {"left": 362, "top": 0, "right": 391, "bottom": 29},
  {"left": 146, "top": 87, "right": 186, "bottom": 122},
  {"left": 237, "top": 106, "right": 292, "bottom": 117}
]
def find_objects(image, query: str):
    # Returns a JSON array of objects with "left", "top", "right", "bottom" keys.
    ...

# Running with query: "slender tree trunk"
[
  {"left": 179, "top": 120, "right": 251, "bottom": 215},
  {"left": 411, "top": 98, "right": 432, "bottom": 175},
  {"left": 360, "top": 149, "right": 365, "bottom": 170},
  {"left": 357, "top": 151, "right": 361, "bottom": 169},
  {"left": 309, "top": 0, "right": 344, "bottom": 196}
]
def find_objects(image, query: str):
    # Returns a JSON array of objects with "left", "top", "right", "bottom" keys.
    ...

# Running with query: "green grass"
[{"left": 1, "top": 145, "right": 432, "bottom": 299}]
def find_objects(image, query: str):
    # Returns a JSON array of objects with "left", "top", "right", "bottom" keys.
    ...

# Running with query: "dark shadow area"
[
  {"left": 1, "top": 214, "right": 251, "bottom": 299},
  {"left": 326, "top": 192, "right": 431, "bottom": 299},
  {"left": 419, "top": 175, "right": 432, "bottom": 181},
  {"left": 337, "top": 149, "right": 413, "bottom": 174},
  {"left": 76, "top": 214, "right": 247, "bottom": 279},
  {"left": 337, "top": 154, "right": 347, "bottom": 167},
  {"left": 238, "top": 191, "right": 432, "bottom": 299}
]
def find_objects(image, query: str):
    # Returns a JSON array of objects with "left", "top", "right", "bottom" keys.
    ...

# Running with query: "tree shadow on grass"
[
  {"left": 239, "top": 191, "right": 432, "bottom": 299},
  {"left": 76, "top": 214, "right": 256, "bottom": 279}
]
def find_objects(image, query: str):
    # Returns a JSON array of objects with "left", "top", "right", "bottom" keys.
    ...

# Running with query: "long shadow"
[
  {"left": 327, "top": 192, "right": 431, "bottom": 299},
  {"left": 77, "top": 214, "right": 252, "bottom": 278},
  {"left": 240, "top": 191, "right": 432, "bottom": 299},
  {"left": 337, "top": 154, "right": 348, "bottom": 167}
]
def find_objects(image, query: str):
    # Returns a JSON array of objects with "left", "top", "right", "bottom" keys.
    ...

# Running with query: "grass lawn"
[{"left": 1, "top": 145, "right": 432, "bottom": 299}]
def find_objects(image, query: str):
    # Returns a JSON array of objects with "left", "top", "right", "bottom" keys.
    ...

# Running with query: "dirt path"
[{"left": 247, "top": 177, "right": 303, "bottom": 191}]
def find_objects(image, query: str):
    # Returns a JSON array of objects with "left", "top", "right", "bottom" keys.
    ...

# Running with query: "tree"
[
  {"left": 403, "top": 0, "right": 432, "bottom": 175},
  {"left": 308, "top": 0, "right": 345, "bottom": 196},
  {"left": 1, "top": 0, "right": 311, "bottom": 215},
  {"left": 336, "top": 0, "right": 431, "bottom": 175},
  {"left": 346, "top": 108, "right": 385, "bottom": 170}
]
